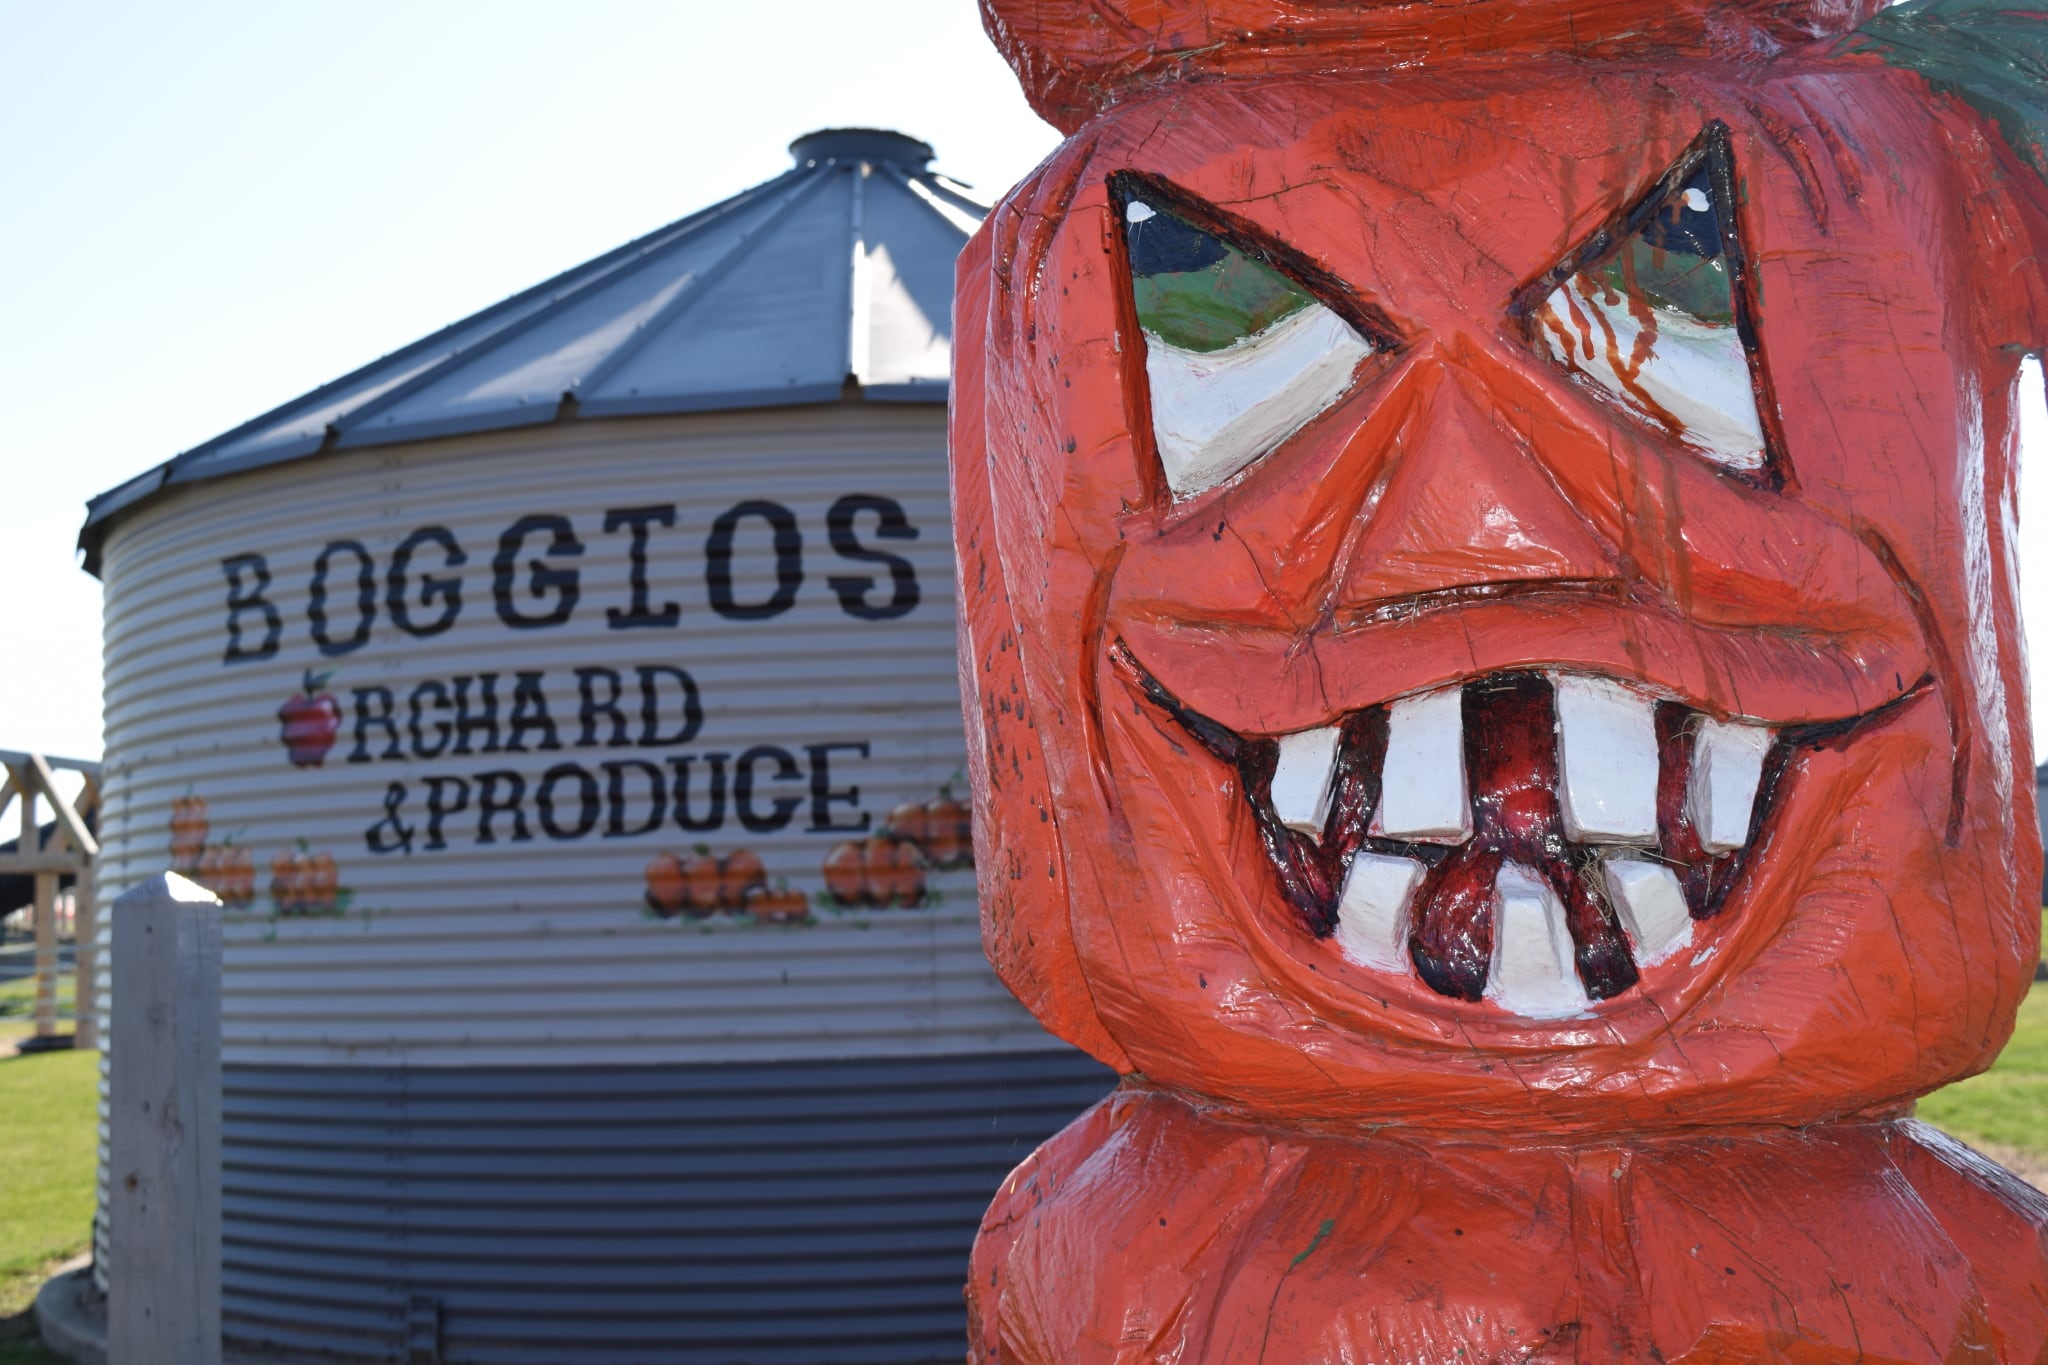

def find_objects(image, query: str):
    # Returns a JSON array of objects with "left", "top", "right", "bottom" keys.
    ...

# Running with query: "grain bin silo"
[{"left": 78, "top": 129, "right": 1110, "bottom": 1365}]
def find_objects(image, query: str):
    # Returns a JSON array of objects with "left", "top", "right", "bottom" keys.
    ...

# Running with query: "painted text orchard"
[{"left": 216, "top": 493, "right": 924, "bottom": 856}]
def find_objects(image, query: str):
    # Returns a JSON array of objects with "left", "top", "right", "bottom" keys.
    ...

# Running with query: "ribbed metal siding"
[
  {"left": 88, "top": 406, "right": 1098, "bottom": 1336},
  {"left": 2037, "top": 766, "right": 2046, "bottom": 900},
  {"left": 216, "top": 1052, "right": 1113, "bottom": 1363},
  {"left": 93, "top": 405, "right": 1043, "bottom": 1067}
]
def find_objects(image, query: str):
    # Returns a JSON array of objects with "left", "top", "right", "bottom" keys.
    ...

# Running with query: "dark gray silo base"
[{"left": 213, "top": 1050, "right": 1116, "bottom": 1364}]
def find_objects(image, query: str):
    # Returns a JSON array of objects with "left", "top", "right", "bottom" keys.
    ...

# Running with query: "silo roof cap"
[
  {"left": 80, "top": 128, "right": 986, "bottom": 575},
  {"left": 789, "top": 128, "right": 935, "bottom": 168}
]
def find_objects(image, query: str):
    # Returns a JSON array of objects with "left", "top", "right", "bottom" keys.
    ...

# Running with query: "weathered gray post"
[
  {"left": 109, "top": 872, "right": 221, "bottom": 1365},
  {"left": 73, "top": 859, "right": 98, "bottom": 1052}
]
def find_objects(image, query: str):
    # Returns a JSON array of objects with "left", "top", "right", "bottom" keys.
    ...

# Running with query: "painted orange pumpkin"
[
  {"left": 718, "top": 848, "right": 767, "bottom": 907},
  {"left": 867, "top": 836, "right": 927, "bottom": 908},
  {"left": 921, "top": 795, "right": 971, "bottom": 866},
  {"left": 196, "top": 845, "right": 225, "bottom": 894},
  {"left": 820, "top": 836, "right": 926, "bottom": 908},
  {"left": 269, "top": 851, "right": 301, "bottom": 914},
  {"left": 304, "top": 852, "right": 339, "bottom": 913},
  {"left": 744, "top": 885, "right": 810, "bottom": 925},
  {"left": 644, "top": 852, "right": 688, "bottom": 918},
  {"left": 169, "top": 796, "right": 208, "bottom": 873},
  {"left": 822, "top": 839, "right": 868, "bottom": 907},
  {"left": 269, "top": 850, "right": 338, "bottom": 915},
  {"left": 885, "top": 802, "right": 929, "bottom": 846},
  {"left": 681, "top": 852, "right": 723, "bottom": 918},
  {"left": 207, "top": 847, "right": 254, "bottom": 908}
]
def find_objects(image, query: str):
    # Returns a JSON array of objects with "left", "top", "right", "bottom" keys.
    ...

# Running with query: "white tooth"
[
  {"left": 1688, "top": 718, "right": 1772, "bottom": 853},
  {"left": 1486, "top": 864, "right": 1588, "bottom": 1019},
  {"left": 1552, "top": 675, "right": 1659, "bottom": 844},
  {"left": 1600, "top": 856, "right": 1693, "bottom": 966},
  {"left": 1335, "top": 853, "right": 1425, "bottom": 972},
  {"left": 1270, "top": 726, "right": 1343, "bottom": 837},
  {"left": 1372, "top": 687, "right": 1471, "bottom": 844}
]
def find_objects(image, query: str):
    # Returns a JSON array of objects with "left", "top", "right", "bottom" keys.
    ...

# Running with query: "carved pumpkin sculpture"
[{"left": 952, "top": 0, "right": 2048, "bottom": 1358}]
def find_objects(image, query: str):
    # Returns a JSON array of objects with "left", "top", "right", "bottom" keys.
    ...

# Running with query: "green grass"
[
  {"left": 0, "top": 1045, "right": 98, "bottom": 1314},
  {"left": 0, "top": 972, "right": 74, "bottom": 1048},
  {"left": 0, "top": 1336, "right": 68, "bottom": 1365},
  {"left": 0, "top": 959, "right": 90, "bottom": 1360},
  {"left": 1914, "top": 910, "right": 2048, "bottom": 1158},
  {"left": 1919, "top": 980, "right": 2048, "bottom": 1152}
]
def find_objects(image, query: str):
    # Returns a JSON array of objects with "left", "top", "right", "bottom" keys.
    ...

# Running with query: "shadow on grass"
[{"left": 0, "top": 1297, "right": 71, "bottom": 1365}]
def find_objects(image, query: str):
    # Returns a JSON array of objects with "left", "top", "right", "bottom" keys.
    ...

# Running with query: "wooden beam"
[
  {"left": 0, "top": 748, "right": 100, "bottom": 780},
  {"left": 30, "top": 753, "right": 98, "bottom": 859},
  {"left": 9, "top": 765, "right": 31, "bottom": 849},
  {"left": 0, "top": 853, "right": 86, "bottom": 876},
  {"left": 13, "top": 764, "right": 40, "bottom": 872},
  {"left": 33, "top": 872, "right": 55, "bottom": 1038},
  {"left": 73, "top": 862, "right": 97, "bottom": 1052}
]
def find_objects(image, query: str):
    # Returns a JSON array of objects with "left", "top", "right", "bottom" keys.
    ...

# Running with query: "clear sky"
[{"left": 4, "top": 1, "right": 2045, "bottom": 769}]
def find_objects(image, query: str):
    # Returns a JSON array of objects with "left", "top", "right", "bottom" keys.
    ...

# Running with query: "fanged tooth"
[
  {"left": 1688, "top": 718, "right": 1773, "bottom": 853},
  {"left": 1552, "top": 675, "right": 1659, "bottom": 844},
  {"left": 1600, "top": 856, "right": 1693, "bottom": 966},
  {"left": 1270, "top": 726, "right": 1344, "bottom": 838},
  {"left": 1372, "top": 687, "right": 1471, "bottom": 844},
  {"left": 1486, "top": 864, "right": 1589, "bottom": 1019},
  {"left": 1335, "top": 853, "right": 1425, "bottom": 972}
]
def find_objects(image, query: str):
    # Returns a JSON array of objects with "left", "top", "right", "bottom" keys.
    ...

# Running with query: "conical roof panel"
[
  {"left": 82, "top": 130, "right": 984, "bottom": 570},
  {"left": 588, "top": 169, "right": 858, "bottom": 414},
  {"left": 858, "top": 170, "right": 981, "bottom": 390}
]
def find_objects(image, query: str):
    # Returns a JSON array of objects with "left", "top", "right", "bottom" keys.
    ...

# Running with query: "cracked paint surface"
[{"left": 952, "top": 0, "right": 2048, "bottom": 1358}]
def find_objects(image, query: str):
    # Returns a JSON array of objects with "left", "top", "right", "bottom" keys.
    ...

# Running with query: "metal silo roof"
[{"left": 79, "top": 128, "right": 984, "bottom": 573}]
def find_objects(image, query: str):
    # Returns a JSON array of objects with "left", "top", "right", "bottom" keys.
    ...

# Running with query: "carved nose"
[{"left": 1335, "top": 365, "right": 1619, "bottom": 608}]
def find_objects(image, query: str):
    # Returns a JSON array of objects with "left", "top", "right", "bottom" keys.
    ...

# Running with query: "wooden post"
[
  {"left": 74, "top": 861, "right": 98, "bottom": 1051},
  {"left": 109, "top": 872, "right": 222, "bottom": 1365},
  {"left": 11, "top": 763, "right": 56, "bottom": 1042},
  {"left": 72, "top": 769, "right": 100, "bottom": 1051},
  {"left": 33, "top": 870, "right": 55, "bottom": 1038}
]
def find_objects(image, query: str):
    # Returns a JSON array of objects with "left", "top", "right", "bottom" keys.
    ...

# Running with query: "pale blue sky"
[{"left": 4, "top": 2, "right": 2044, "bottom": 766}]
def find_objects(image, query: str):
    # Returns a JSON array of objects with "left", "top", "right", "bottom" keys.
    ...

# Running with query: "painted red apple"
[{"left": 277, "top": 670, "right": 342, "bottom": 767}]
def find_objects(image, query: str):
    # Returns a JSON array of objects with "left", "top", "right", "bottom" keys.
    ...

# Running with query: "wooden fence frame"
[{"left": 0, "top": 749, "right": 100, "bottom": 1049}]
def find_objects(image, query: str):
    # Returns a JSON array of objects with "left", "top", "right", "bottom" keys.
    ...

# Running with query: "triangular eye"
[
  {"left": 1120, "top": 188, "right": 1375, "bottom": 497},
  {"left": 1128, "top": 206, "right": 1315, "bottom": 351},
  {"left": 1529, "top": 129, "right": 1772, "bottom": 472}
]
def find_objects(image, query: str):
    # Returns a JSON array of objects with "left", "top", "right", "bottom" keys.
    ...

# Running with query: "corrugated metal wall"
[
  {"left": 218, "top": 1052, "right": 1111, "bottom": 1364},
  {"left": 2037, "top": 765, "right": 2047, "bottom": 901},
  {"left": 95, "top": 405, "right": 1040, "bottom": 1064},
  {"left": 90, "top": 405, "right": 1113, "bottom": 1359}
]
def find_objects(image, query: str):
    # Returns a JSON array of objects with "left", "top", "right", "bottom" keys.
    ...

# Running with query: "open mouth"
[{"left": 1111, "top": 641, "right": 1814, "bottom": 1019}]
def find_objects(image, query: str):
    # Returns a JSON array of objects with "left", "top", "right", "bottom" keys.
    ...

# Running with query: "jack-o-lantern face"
[{"left": 954, "top": 47, "right": 2044, "bottom": 1130}]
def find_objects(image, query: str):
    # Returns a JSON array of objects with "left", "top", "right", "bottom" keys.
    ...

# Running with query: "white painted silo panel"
[{"left": 94, "top": 406, "right": 1047, "bottom": 1068}]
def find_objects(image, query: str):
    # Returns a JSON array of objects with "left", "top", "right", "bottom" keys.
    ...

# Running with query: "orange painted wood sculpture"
[{"left": 950, "top": 1, "right": 2048, "bottom": 1359}]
